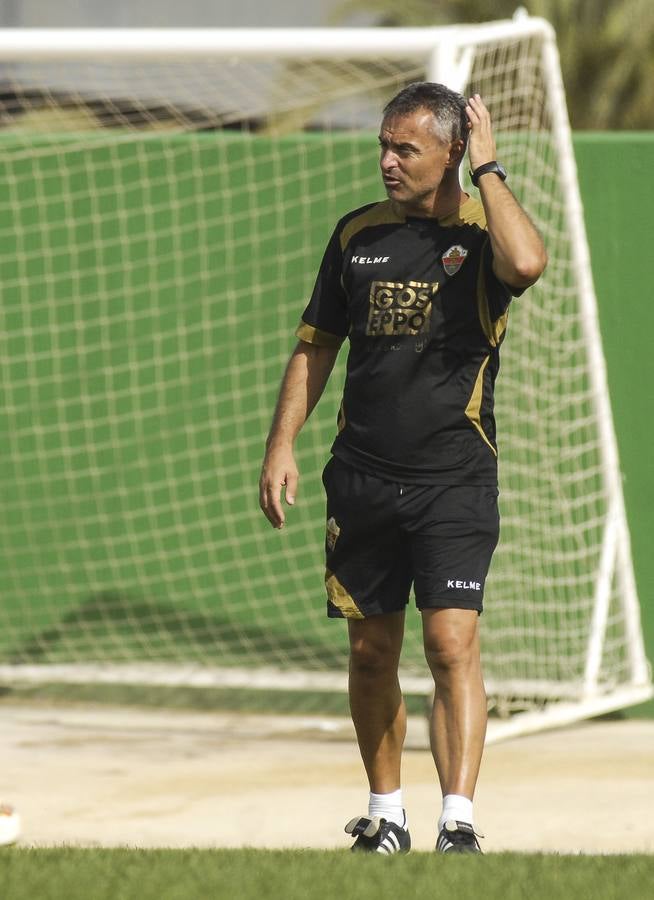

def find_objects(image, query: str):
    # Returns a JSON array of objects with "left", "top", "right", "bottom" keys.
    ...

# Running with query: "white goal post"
[{"left": 0, "top": 14, "right": 650, "bottom": 742}]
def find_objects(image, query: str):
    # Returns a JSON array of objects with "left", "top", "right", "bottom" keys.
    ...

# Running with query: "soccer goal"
[{"left": 0, "top": 14, "right": 650, "bottom": 741}]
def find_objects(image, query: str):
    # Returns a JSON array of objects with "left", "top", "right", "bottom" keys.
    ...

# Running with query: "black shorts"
[{"left": 322, "top": 457, "right": 500, "bottom": 618}]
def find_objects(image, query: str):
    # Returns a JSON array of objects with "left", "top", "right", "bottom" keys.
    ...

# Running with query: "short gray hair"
[{"left": 382, "top": 82, "right": 469, "bottom": 150}]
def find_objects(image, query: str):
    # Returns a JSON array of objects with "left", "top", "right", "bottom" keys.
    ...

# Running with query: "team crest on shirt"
[{"left": 442, "top": 244, "right": 468, "bottom": 276}]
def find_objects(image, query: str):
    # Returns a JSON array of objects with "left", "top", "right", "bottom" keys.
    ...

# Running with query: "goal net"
[{"left": 0, "top": 17, "right": 650, "bottom": 739}]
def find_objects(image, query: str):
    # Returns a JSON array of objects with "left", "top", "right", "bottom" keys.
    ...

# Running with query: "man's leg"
[
  {"left": 422, "top": 607, "right": 486, "bottom": 850},
  {"left": 344, "top": 610, "right": 412, "bottom": 853},
  {"left": 348, "top": 610, "right": 406, "bottom": 794}
]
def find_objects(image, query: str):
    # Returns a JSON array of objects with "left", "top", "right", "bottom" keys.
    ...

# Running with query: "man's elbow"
[{"left": 503, "top": 247, "right": 548, "bottom": 289}]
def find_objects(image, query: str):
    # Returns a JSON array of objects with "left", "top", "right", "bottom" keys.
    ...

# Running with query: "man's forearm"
[
  {"left": 260, "top": 339, "right": 339, "bottom": 528},
  {"left": 478, "top": 175, "right": 547, "bottom": 288}
]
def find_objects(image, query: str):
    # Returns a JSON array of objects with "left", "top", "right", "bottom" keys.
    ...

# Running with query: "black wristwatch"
[{"left": 470, "top": 161, "right": 507, "bottom": 187}]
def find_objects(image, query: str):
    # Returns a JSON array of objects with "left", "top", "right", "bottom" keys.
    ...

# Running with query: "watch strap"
[{"left": 470, "top": 161, "right": 507, "bottom": 187}]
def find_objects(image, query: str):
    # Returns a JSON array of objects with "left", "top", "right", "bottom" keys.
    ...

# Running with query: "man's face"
[{"left": 378, "top": 108, "right": 460, "bottom": 215}]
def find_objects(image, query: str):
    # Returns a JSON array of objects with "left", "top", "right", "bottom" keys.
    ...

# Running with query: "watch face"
[{"left": 496, "top": 163, "right": 507, "bottom": 179}]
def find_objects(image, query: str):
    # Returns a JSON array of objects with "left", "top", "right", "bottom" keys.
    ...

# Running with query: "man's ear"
[{"left": 446, "top": 139, "right": 466, "bottom": 168}]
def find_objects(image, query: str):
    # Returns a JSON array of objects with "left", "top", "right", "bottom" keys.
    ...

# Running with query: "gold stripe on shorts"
[{"left": 325, "top": 569, "right": 364, "bottom": 619}]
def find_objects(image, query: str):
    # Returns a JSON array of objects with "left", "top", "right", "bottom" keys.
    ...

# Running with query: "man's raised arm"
[{"left": 466, "top": 93, "right": 547, "bottom": 289}]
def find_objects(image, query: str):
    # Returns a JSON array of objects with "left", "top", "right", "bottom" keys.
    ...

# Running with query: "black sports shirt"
[{"left": 296, "top": 196, "right": 516, "bottom": 485}]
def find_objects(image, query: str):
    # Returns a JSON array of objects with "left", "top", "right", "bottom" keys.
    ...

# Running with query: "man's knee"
[
  {"left": 422, "top": 609, "right": 480, "bottom": 676},
  {"left": 424, "top": 635, "right": 475, "bottom": 676},
  {"left": 349, "top": 637, "right": 397, "bottom": 680},
  {"left": 349, "top": 617, "right": 403, "bottom": 679}
]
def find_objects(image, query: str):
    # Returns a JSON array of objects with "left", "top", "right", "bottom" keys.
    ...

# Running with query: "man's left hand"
[{"left": 466, "top": 94, "right": 497, "bottom": 173}]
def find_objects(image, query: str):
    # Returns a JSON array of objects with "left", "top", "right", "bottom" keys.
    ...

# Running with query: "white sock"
[
  {"left": 438, "top": 794, "right": 473, "bottom": 830},
  {"left": 368, "top": 789, "right": 406, "bottom": 828}
]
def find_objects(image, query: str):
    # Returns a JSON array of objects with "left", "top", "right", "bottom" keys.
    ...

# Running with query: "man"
[{"left": 259, "top": 83, "right": 547, "bottom": 854}]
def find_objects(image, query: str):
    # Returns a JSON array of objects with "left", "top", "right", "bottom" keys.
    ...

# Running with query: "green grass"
[{"left": 1, "top": 848, "right": 652, "bottom": 900}]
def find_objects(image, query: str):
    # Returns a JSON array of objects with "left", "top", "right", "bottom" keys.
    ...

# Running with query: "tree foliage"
[{"left": 331, "top": 0, "right": 654, "bottom": 128}]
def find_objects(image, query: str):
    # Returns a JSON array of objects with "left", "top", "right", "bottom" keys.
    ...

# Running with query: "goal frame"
[{"left": 0, "top": 14, "right": 650, "bottom": 742}]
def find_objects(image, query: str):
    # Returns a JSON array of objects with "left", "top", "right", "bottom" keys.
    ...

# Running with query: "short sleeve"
[{"left": 295, "top": 225, "right": 349, "bottom": 348}]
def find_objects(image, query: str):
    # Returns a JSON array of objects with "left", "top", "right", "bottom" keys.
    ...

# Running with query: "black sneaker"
[
  {"left": 436, "top": 819, "right": 483, "bottom": 854},
  {"left": 345, "top": 813, "right": 411, "bottom": 855}
]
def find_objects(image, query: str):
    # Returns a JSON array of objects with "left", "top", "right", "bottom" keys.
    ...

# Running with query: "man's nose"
[{"left": 381, "top": 150, "right": 398, "bottom": 171}]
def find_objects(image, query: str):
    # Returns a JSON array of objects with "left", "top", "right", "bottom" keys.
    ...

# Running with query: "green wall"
[
  {"left": 574, "top": 133, "right": 654, "bottom": 715},
  {"left": 0, "top": 134, "right": 364, "bottom": 670}
]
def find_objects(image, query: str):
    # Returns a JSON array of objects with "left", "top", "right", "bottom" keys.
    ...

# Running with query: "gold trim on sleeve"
[
  {"left": 476, "top": 239, "right": 509, "bottom": 348},
  {"left": 295, "top": 321, "right": 344, "bottom": 348}
]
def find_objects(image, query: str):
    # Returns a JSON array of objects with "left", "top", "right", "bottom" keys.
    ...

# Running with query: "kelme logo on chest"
[
  {"left": 442, "top": 244, "right": 468, "bottom": 276},
  {"left": 366, "top": 281, "right": 438, "bottom": 336}
]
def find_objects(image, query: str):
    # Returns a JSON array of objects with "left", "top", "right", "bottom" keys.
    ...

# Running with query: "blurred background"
[{"left": 2, "top": 0, "right": 652, "bottom": 129}]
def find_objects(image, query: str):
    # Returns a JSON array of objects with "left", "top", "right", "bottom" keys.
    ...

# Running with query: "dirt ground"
[{"left": 1, "top": 703, "right": 652, "bottom": 854}]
